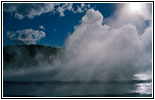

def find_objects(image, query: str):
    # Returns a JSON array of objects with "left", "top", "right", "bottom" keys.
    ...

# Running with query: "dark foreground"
[{"left": 3, "top": 80, "right": 152, "bottom": 97}]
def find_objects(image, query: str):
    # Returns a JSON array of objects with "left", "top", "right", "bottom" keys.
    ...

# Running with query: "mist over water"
[{"left": 4, "top": 5, "right": 152, "bottom": 82}]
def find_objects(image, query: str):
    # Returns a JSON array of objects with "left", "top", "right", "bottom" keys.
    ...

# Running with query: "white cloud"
[
  {"left": 76, "top": 7, "right": 83, "bottom": 13},
  {"left": 3, "top": 3, "right": 57, "bottom": 19},
  {"left": 7, "top": 29, "right": 45, "bottom": 45},
  {"left": 39, "top": 25, "right": 45, "bottom": 30},
  {"left": 3, "top": 3, "right": 90, "bottom": 19}
]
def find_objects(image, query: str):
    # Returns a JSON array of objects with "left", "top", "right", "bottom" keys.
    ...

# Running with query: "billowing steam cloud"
[
  {"left": 4, "top": 4, "right": 152, "bottom": 81},
  {"left": 51, "top": 8, "right": 152, "bottom": 81}
]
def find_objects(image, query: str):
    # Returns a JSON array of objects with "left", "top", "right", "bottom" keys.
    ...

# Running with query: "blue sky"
[{"left": 3, "top": 3, "right": 116, "bottom": 47}]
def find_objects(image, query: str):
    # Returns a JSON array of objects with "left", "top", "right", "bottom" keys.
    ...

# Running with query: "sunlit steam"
[{"left": 128, "top": 3, "right": 142, "bottom": 13}]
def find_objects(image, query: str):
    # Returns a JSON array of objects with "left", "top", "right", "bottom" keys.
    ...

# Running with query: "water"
[{"left": 3, "top": 80, "right": 152, "bottom": 97}]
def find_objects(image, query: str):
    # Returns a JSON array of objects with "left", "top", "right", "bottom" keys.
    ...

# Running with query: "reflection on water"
[
  {"left": 133, "top": 72, "right": 152, "bottom": 95},
  {"left": 3, "top": 73, "right": 152, "bottom": 97},
  {"left": 3, "top": 80, "right": 152, "bottom": 97},
  {"left": 136, "top": 83, "right": 152, "bottom": 94}
]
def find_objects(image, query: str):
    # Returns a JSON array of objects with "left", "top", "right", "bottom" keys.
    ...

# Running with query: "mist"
[
  {"left": 51, "top": 7, "right": 152, "bottom": 81},
  {"left": 3, "top": 4, "right": 152, "bottom": 82}
]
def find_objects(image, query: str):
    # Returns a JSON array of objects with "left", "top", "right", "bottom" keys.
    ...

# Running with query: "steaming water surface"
[{"left": 3, "top": 73, "right": 152, "bottom": 97}]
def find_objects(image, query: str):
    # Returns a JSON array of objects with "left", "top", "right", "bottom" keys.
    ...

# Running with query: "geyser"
[{"left": 51, "top": 9, "right": 152, "bottom": 81}]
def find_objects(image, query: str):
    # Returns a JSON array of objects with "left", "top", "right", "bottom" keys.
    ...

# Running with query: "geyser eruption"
[{"left": 51, "top": 8, "right": 152, "bottom": 81}]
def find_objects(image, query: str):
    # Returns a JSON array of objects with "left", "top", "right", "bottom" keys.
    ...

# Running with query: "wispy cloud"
[
  {"left": 3, "top": 3, "right": 90, "bottom": 19},
  {"left": 39, "top": 25, "right": 45, "bottom": 30},
  {"left": 7, "top": 29, "right": 45, "bottom": 45}
]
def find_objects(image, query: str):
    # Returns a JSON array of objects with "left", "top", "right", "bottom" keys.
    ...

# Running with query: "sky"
[{"left": 3, "top": 3, "right": 116, "bottom": 47}]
